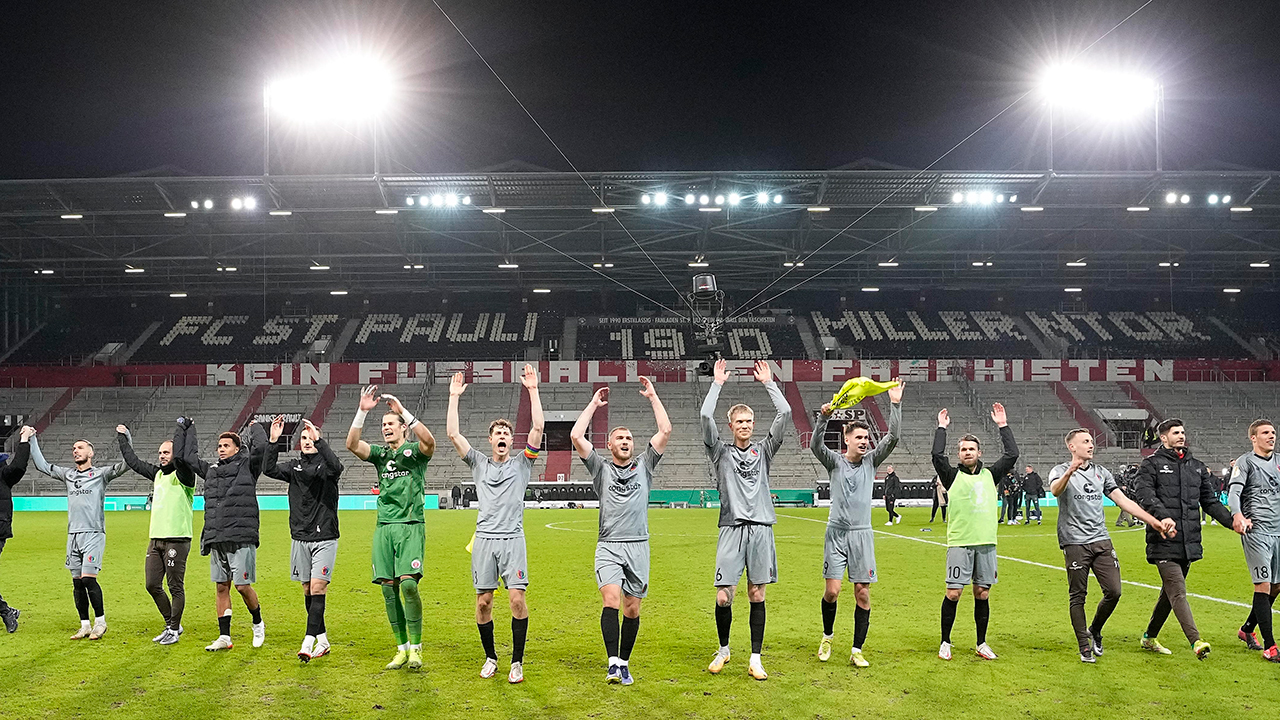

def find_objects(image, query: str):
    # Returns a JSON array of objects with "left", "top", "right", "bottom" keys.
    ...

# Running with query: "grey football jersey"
[
  {"left": 583, "top": 445, "right": 661, "bottom": 542},
  {"left": 813, "top": 403, "right": 901, "bottom": 532},
  {"left": 30, "top": 437, "right": 127, "bottom": 534},
  {"left": 701, "top": 381, "right": 792, "bottom": 527},
  {"left": 466, "top": 448, "right": 537, "bottom": 538},
  {"left": 1229, "top": 452, "right": 1280, "bottom": 535},
  {"left": 1050, "top": 461, "right": 1119, "bottom": 548}
]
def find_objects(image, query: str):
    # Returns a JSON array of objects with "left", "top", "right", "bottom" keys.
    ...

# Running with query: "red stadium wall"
[{"left": 0, "top": 358, "right": 1277, "bottom": 388}]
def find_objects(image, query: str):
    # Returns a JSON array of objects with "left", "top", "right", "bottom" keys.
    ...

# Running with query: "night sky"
[{"left": 4, "top": 0, "right": 1279, "bottom": 178}]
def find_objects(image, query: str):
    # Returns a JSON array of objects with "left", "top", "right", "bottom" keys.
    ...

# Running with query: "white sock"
[
  {"left": 609, "top": 655, "right": 620, "bottom": 666},
  {"left": 852, "top": 646, "right": 862, "bottom": 653},
  {"left": 316, "top": 632, "right": 327, "bottom": 645},
  {"left": 399, "top": 642, "right": 409, "bottom": 651},
  {"left": 303, "top": 634, "right": 315, "bottom": 644},
  {"left": 80, "top": 620, "right": 91, "bottom": 630},
  {"left": 719, "top": 645, "right": 730, "bottom": 655},
  {"left": 220, "top": 634, "right": 231, "bottom": 641},
  {"left": 750, "top": 653, "right": 762, "bottom": 665},
  {"left": 410, "top": 643, "right": 422, "bottom": 651},
  {"left": 96, "top": 615, "right": 106, "bottom": 626},
  {"left": 618, "top": 659, "right": 629, "bottom": 666},
  {"left": 823, "top": 633, "right": 833, "bottom": 640}
]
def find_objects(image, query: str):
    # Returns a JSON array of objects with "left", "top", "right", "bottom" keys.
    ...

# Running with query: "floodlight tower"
[
  {"left": 1042, "top": 66, "right": 1163, "bottom": 172},
  {"left": 263, "top": 58, "right": 394, "bottom": 176}
]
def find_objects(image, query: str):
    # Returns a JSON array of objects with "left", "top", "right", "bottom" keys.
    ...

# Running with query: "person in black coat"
[
  {"left": 0, "top": 427, "right": 32, "bottom": 632},
  {"left": 1022, "top": 465, "right": 1044, "bottom": 525},
  {"left": 1131, "top": 418, "right": 1236, "bottom": 657},
  {"left": 882, "top": 465, "right": 902, "bottom": 525},
  {"left": 175, "top": 416, "right": 268, "bottom": 651},
  {"left": 264, "top": 416, "right": 343, "bottom": 661}
]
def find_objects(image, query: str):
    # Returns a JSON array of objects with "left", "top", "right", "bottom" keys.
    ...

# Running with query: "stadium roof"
[{"left": 1, "top": 169, "right": 1277, "bottom": 299}]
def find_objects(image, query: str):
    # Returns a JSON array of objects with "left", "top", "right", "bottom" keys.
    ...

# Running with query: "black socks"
[
  {"left": 1253, "top": 591, "right": 1276, "bottom": 649},
  {"left": 620, "top": 615, "right": 640, "bottom": 661},
  {"left": 853, "top": 606, "right": 870, "bottom": 649},
  {"left": 218, "top": 614, "right": 232, "bottom": 636},
  {"left": 749, "top": 601, "right": 766, "bottom": 654},
  {"left": 715, "top": 603, "right": 732, "bottom": 647},
  {"left": 478, "top": 620, "right": 497, "bottom": 660},
  {"left": 941, "top": 597, "right": 958, "bottom": 644},
  {"left": 81, "top": 576, "right": 103, "bottom": 618},
  {"left": 512, "top": 616, "right": 528, "bottom": 664},
  {"left": 601, "top": 607, "right": 620, "bottom": 659},
  {"left": 821, "top": 599, "right": 837, "bottom": 636},
  {"left": 974, "top": 598, "right": 990, "bottom": 645},
  {"left": 72, "top": 578, "right": 90, "bottom": 621},
  {"left": 306, "top": 594, "right": 326, "bottom": 636},
  {"left": 249, "top": 604, "right": 262, "bottom": 625}
]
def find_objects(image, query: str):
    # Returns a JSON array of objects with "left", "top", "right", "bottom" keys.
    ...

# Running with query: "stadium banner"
[{"left": 0, "top": 358, "right": 1276, "bottom": 388}]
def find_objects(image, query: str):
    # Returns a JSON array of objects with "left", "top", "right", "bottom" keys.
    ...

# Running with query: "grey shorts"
[
  {"left": 472, "top": 535, "right": 529, "bottom": 592},
  {"left": 290, "top": 539, "right": 338, "bottom": 583},
  {"left": 823, "top": 526, "right": 877, "bottom": 583},
  {"left": 66, "top": 531, "right": 106, "bottom": 578},
  {"left": 946, "top": 545, "right": 998, "bottom": 588},
  {"left": 1242, "top": 532, "right": 1280, "bottom": 585},
  {"left": 209, "top": 542, "right": 257, "bottom": 585},
  {"left": 714, "top": 523, "right": 778, "bottom": 587},
  {"left": 595, "top": 541, "right": 650, "bottom": 598}
]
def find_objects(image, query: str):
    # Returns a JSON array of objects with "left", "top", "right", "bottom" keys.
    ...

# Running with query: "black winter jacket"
[
  {"left": 176, "top": 420, "right": 267, "bottom": 554},
  {"left": 1022, "top": 471, "right": 1044, "bottom": 498},
  {"left": 0, "top": 441, "right": 30, "bottom": 540},
  {"left": 1133, "top": 446, "right": 1232, "bottom": 563},
  {"left": 263, "top": 438, "right": 343, "bottom": 542},
  {"left": 882, "top": 472, "right": 902, "bottom": 501}
]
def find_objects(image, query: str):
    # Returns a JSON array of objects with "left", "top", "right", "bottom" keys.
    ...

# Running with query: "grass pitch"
[{"left": 0, "top": 506, "right": 1276, "bottom": 719}]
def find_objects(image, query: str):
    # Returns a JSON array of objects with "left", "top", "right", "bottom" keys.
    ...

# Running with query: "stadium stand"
[{"left": 574, "top": 315, "right": 807, "bottom": 360}]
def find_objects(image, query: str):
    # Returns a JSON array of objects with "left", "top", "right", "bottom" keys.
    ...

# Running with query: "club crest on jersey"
[
  {"left": 88, "top": 555, "right": 95, "bottom": 562},
  {"left": 517, "top": 569, "right": 525, "bottom": 579},
  {"left": 749, "top": 447, "right": 759, "bottom": 457},
  {"left": 403, "top": 449, "right": 412, "bottom": 457},
  {"left": 411, "top": 559, "right": 421, "bottom": 570},
  {"left": 322, "top": 566, "right": 329, "bottom": 575},
  {"left": 1159, "top": 465, "right": 1174, "bottom": 473},
  {"left": 167, "top": 548, "right": 176, "bottom": 558},
  {"left": 243, "top": 571, "right": 249, "bottom": 580}
]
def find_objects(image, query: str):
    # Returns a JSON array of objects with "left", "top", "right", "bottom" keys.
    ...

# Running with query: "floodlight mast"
[{"left": 1043, "top": 67, "right": 1163, "bottom": 172}]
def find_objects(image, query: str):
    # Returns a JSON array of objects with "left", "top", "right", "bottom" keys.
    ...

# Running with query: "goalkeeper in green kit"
[{"left": 346, "top": 384, "right": 437, "bottom": 671}]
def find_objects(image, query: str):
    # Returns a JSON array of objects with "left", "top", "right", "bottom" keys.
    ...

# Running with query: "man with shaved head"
[
  {"left": 28, "top": 427, "right": 128, "bottom": 640},
  {"left": 118, "top": 424, "right": 196, "bottom": 645}
]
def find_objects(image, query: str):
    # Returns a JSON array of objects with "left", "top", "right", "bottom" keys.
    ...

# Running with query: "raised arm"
[
  {"left": 383, "top": 392, "right": 435, "bottom": 458},
  {"left": 931, "top": 411, "right": 957, "bottom": 489},
  {"left": 445, "top": 373, "right": 473, "bottom": 458},
  {"left": 262, "top": 415, "right": 294, "bottom": 483},
  {"left": 245, "top": 421, "right": 268, "bottom": 478},
  {"left": 522, "top": 364, "right": 545, "bottom": 451},
  {"left": 871, "top": 379, "right": 904, "bottom": 467},
  {"left": 570, "top": 387, "right": 606, "bottom": 460},
  {"left": 307, "top": 420, "right": 344, "bottom": 477},
  {"left": 27, "top": 434, "right": 70, "bottom": 481},
  {"left": 700, "top": 362, "right": 726, "bottom": 451},
  {"left": 345, "top": 385, "right": 378, "bottom": 462},
  {"left": 810, "top": 404, "right": 839, "bottom": 471},
  {"left": 756, "top": 362, "right": 792, "bottom": 459},
  {"left": 1, "top": 428, "right": 32, "bottom": 487},
  {"left": 986, "top": 403, "right": 1019, "bottom": 480},
  {"left": 639, "top": 377, "right": 672, "bottom": 455},
  {"left": 1049, "top": 461, "right": 1075, "bottom": 497},
  {"left": 177, "top": 419, "right": 212, "bottom": 479},
  {"left": 117, "top": 426, "right": 160, "bottom": 479}
]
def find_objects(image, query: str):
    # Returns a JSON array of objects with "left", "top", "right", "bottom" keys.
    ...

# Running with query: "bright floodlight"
[
  {"left": 1180, "top": 194, "right": 1190, "bottom": 204},
  {"left": 1222, "top": 195, "right": 1231, "bottom": 204},
  {"left": 1208, "top": 194, "right": 1219, "bottom": 205},
  {"left": 1042, "top": 65, "right": 1158, "bottom": 120},
  {"left": 773, "top": 194, "right": 783, "bottom": 204},
  {"left": 446, "top": 193, "right": 458, "bottom": 207},
  {"left": 244, "top": 197, "right": 256, "bottom": 210},
  {"left": 406, "top": 197, "right": 415, "bottom": 206},
  {"left": 268, "top": 57, "right": 393, "bottom": 121},
  {"left": 685, "top": 194, "right": 696, "bottom": 205},
  {"left": 699, "top": 194, "right": 710, "bottom": 205},
  {"left": 1165, "top": 192, "right": 1177, "bottom": 204},
  {"left": 951, "top": 192, "right": 964, "bottom": 204},
  {"left": 231, "top": 198, "right": 244, "bottom": 210},
  {"left": 203, "top": 199, "right": 213, "bottom": 209},
  {"left": 654, "top": 192, "right": 668, "bottom": 206},
  {"left": 641, "top": 194, "right": 651, "bottom": 205},
  {"left": 979, "top": 191, "right": 994, "bottom": 205},
  {"left": 966, "top": 192, "right": 977, "bottom": 204},
  {"left": 757, "top": 192, "right": 769, "bottom": 204},
  {"left": 432, "top": 194, "right": 444, "bottom": 207},
  {"left": 714, "top": 195, "right": 725, "bottom": 205},
  {"left": 728, "top": 193, "right": 740, "bottom": 205}
]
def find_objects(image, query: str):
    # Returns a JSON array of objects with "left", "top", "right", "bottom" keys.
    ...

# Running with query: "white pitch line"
[
  {"left": 543, "top": 518, "right": 802, "bottom": 539},
  {"left": 776, "top": 512, "right": 1268, "bottom": 613}
]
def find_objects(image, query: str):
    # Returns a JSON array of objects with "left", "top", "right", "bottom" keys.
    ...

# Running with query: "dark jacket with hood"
[
  {"left": 175, "top": 418, "right": 267, "bottom": 554},
  {"left": 1133, "top": 445, "right": 1232, "bottom": 563}
]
